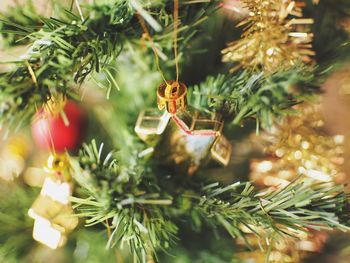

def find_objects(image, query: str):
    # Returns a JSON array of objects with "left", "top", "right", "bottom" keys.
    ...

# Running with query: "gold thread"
[
  {"left": 173, "top": 0, "right": 180, "bottom": 82},
  {"left": 137, "top": 14, "right": 168, "bottom": 85}
]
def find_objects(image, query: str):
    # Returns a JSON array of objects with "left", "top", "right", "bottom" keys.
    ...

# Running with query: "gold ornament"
[
  {"left": 157, "top": 81, "right": 187, "bottom": 114},
  {"left": 44, "top": 153, "right": 70, "bottom": 181},
  {"left": 211, "top": 135, "right": 232, "bottom": 166},
  {"left": 222, "top": 0, "right": 314, "bottom": 73},
  {"left": 135, "top": 108, "right": 232, "bottom": 175},
  {"left": 250, "top": 104, "right": 345, "bottom": 188},
  {"left": 28, "top": 154, "right": 78, "bottom": 249}
]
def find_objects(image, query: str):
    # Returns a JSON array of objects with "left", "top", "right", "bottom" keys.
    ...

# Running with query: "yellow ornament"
[{"left": 28, "top": 154, "right": 78, "bottom": 249}]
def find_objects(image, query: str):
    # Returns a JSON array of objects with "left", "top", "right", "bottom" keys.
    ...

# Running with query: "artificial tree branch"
[
  {"left": 69, "top": 141, "right": 350, "bottom": 262},
  {"left": 190, "top": 65, "right": 319, "bottom": 129}
]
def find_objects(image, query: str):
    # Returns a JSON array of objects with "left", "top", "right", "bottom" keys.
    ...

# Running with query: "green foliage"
[
  {"left": 0, "top": 0, "right": 217, "bottom": 135},
  {"left": 311, "top": 0, "right": 350, "bottom": 66},
  {"left": 190, "top": 65, "right": 319, "bottom": 129},
  {"left": 69, "top": 140, "right": 177, "bottom": 263},
  {"left": 0, "top": 0, "right": 41, "bottom": 47},
  {"left": 69, "top": 229, "right": 123, "bottom": 263},
  {"left": 69, "top": 141, "right": 350, "bottom": 262},
  {"left": 0, "top": 1, "right": 138, "bottom": 133},
  {"left": 194, "top": 179, "right": 350, "bottom": 244},
  {"left": 0, "top": 183, "right": 38, "bottom": 262}
]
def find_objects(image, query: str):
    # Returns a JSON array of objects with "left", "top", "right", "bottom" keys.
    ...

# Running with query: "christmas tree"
[{"left": 1, "top": 0, "right": 350, "bottom": 262}]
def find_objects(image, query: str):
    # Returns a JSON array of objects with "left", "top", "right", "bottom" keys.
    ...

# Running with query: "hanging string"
[
  {"left": 137, "top": 14, "right": 168, "bottom": 85},
  {"left": 138, "top": 0, "right": 180, "bottom": 84},
  {"left": 173, "top": 0, "right": 180, "bottom": 82}
]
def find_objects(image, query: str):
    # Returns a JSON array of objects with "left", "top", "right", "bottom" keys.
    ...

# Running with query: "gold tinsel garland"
[
  {"left": 250, "top": 104, "right": 345, "bottom": 187},
  {"left": 222, "top": 0, "right": 314, "bottom": 73}
]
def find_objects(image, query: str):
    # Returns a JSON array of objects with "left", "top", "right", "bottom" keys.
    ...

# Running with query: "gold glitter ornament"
[
  {"left": 28, "top": 154, "right": 78, "bottom": 249},
  {"left": 237, "top": 229, "right": 327, "bottom": 262},
  {"left": 222, "top": 0, "right": 314, "bottom": 73}
]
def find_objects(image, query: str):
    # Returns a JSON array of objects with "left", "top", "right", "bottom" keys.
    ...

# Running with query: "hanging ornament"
[
  {"left": 135, "top": 81, "right": 232, "bottom": 175},
  {"left": 31, "top": 100, "right": 85, "bottom": 152},
  {"left": 28, "top": 153, "right": 78, "bottom": 249},
  {"left": 135, "top": 1, "right": 232, "bottom": 175}
]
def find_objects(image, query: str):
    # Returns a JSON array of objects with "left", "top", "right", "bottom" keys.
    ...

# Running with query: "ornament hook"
[{"left": 157, "top": 80, "right": 187, "bottom": 114}]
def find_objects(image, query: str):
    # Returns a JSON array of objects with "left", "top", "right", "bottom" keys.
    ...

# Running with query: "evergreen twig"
[
  {"left": 190, "top": 65, "right": 319, "bottom": 129},
  {"left": 194, "top": 179, "right": 350, "bottom": 245},
  {"left": 69, "top": 140, "right": 177, "bottom": 263},
  {"left": 0, "top": 1, "right": 137, "bottom": 133},
  {"left": 70, "top": 142, "right": 350, "bottom": 262}
]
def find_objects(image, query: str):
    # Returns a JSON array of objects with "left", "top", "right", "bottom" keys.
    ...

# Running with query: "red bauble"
[{"left": 31, "top": 101, "right": 85, "bottom": 152}]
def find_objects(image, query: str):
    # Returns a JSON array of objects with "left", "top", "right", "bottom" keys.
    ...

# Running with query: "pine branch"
[
  {"left": 0, "top": 0, "right": 218, "bottom": 134},
  {"left": 69, "top": 141, "right": 350, "bottom": 261},
  {"left": 0, "top": 0, "right": 42, "bottom": 47},
  {"left": 0, "top": 1, "right": 138, "bottom": 132},
  {"left": 190, "top": 65, "right": 319, "bottom": 129},
  {"left": 192, "top": 179, "right": 350, "bottom": 247},
  {"left": 69, "top": 140, "right": 177, "bottom": 263}
]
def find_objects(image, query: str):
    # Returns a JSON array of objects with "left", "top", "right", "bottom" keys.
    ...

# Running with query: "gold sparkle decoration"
[
  {"left": 251, "top": 103, "right": 345, "bottom": 188},
  {"left": 222, "top": 0, "right": 314, "bottom": 73},
  {"left": 246, "top": 103, "right": 345, "bottom": 262}
]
